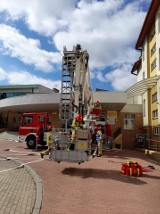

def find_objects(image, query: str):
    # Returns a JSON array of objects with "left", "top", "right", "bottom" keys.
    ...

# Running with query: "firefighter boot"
[{"left": 40, "top": 152, "right": 44, "bottom": 159}]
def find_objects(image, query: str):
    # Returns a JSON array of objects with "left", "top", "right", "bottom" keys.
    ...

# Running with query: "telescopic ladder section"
[{"left": 59, "top": 47, "right": 76, "bottom": 124}]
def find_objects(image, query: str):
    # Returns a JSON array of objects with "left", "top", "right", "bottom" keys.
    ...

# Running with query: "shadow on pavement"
[{"left": 61, "top": 167, "right": 158, "bottom": 185}]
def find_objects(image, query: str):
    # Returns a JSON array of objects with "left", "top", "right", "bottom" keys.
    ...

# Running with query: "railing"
[
  {"left": 113, "top": 127, "right": 121, "bottom": 139},
  {"left": 134, "top": 134, "right": 147, "bottom": 149},
  {"left": 147, "top": 139, "right": 160, "bottom": 151}
]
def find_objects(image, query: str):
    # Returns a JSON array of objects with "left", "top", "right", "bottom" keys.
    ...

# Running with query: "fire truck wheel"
[{"left": 27, "top": 137, "right": 36, "bottom": 149}]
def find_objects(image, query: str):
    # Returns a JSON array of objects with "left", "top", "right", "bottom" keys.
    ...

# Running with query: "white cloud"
[
  {"left": 0, "top": 0, "right": 77, "bottom": 35},
  {"left": 92, "top": 63, "right": 137, "bottom": 91},
  {"left": 0, "top": 24, "right": 61, "bottom": 72},
  {"left": 0, "top": 0, "right": 151, "bottom": 91},
  {"left": 0, "top": 67, "right": 8, "bottom": 81},
  {"left": 54, "top": 0, "right": 147, "bottom": 69},
  {"left": 96, "top": 71, "right": 106, "bottom": 83},
  {"left": 0, "top": 67, "right": 61, "bottom": 90},
  {"left": 105, "top": 64, "right": 137, "bottom": 91}
]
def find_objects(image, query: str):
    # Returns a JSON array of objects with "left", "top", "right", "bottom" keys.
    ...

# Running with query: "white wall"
[{"left": 127, "top": 95, "right": 142, "bottom": 105}]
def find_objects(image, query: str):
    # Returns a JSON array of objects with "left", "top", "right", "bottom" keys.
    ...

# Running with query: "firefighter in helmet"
[
  {"left": 40, "top": 125, "right": 54, "bottom": 158},
  {"left": 67, "top": 114, "right": 83, "bottom": 150},
  {"left": 92, "top": 125, "right": 103, "bottom": 157},
  {"left": 96, "top": 127, "right": 103, "bottom": 157}
]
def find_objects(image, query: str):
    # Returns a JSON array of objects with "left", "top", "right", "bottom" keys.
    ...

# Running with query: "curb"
[
  {"left": 1, "top": 156, "right": 43, "bottom": 214},
  {"left": 24, "top": 164, "right": 43, "bottom": 214},
  {"left": 145, "top": 149, "right": 160, "bottom": 163}
]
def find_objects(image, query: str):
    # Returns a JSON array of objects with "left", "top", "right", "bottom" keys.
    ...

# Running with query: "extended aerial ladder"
[
  {"left": 59, "top": 44, "right": 94, "bottom": 129},
  {"left": 50, "top": 44, "right": 99, "bottom": 164}
]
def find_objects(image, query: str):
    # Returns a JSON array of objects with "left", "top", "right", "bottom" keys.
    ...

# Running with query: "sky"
[{"left": 0, "top": 0, "right": 151, "bottom": 92}]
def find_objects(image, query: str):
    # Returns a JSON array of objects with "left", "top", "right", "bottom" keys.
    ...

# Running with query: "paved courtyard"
[{"left": 0, "top": 134, "right": 160, "bottom": 214}]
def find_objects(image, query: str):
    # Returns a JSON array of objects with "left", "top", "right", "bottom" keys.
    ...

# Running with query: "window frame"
[{"left": 123, "top": 114, "right": 135, "bottom": 130}]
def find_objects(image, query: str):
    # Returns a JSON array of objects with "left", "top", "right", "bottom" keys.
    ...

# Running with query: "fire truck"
[
  {"left": 18, "top": 112, "right": 51, "bottom": 149},
  {"left": 49, "top": 44, "right": 106, "bottom": 164},
  {"left": 18, "top": 44, "right": 111, "bottom": 162}
]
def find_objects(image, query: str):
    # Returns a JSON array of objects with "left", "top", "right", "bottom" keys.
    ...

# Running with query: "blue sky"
[{"left": 0, "top": 0, "right": 151, "bottom": 92}]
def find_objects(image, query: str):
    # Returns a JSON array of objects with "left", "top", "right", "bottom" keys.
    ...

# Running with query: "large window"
[
  {"left": 151, "top": 59, "right": 156, "bottom": 71},
  {"left": 38, "top": 116, "right": 45, "bottom": 122},
  {"left": 22, "top": 116, "right": 33, "bottom": 125},
  {"left": 124, "top": 114, "right": 135, "bottom": 130},
  {"left": 142, "top": 46, "right": 145, "bottom": 61},
  {"left": 153, "top": 127, "right": 160, "bottom": 135},
  {"left": 152, "top": 92, "right": 157, "bottom": 103},
  {"left": 152, "top": 110, "right": 158, "bottom": 119},
  {"left": 151, "top": 43, "right": 156, "bottom": 56},
  {"left": 143, "top": 71, "right": 145, "bottom": 80},
  {"left": 0, "top": 92, "right": 27, "bottom": 99},
  {"left": 143, "top": 99, "right": 146, "bottom": 117}
]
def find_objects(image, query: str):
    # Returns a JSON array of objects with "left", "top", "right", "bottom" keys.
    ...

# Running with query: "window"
[
  {"left": 153, "top": 127, "right": 160, "bottom": 135},
  {"left": 151, "top": 59, "right": 156, "bottom": 71},
  {"left": 124, "top": 114, "right": 135, "bottom": 130},
  {"left": 151, "top": 43, "right": 156, "bottom": 56},
  {"left": 158, "top": 13, "right": 160, "bottom": 33},
  {"left": 143, "top": 99, "right": 146, "bottom": 117},
  {"left": 143, "top": 71, "right": 145, "bottom": 80},
  {"left": 142, "top": 46, "right": 145, "bottom": 61},
  {"left": 152, "top": 110, "right": 158, "bottom": 119},
  {"left": 38, "top": 116, "right": 45, "bottom": 122},
  {"left": 22, "top": 116, "right": 33, "bottom": 125},
  {"left": 0, "top": 92, "right": 27, "bottom": 99},
  {"left": 152, "top": 92, "right": 157, "bottom": 103}
]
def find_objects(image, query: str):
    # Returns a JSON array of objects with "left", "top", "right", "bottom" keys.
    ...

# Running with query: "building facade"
[
  {"left": 129, "top": 0, "right": 160, "bottom": 144},
  {"left": 0, "top": 84, "right": 144, "bottom": 149}
]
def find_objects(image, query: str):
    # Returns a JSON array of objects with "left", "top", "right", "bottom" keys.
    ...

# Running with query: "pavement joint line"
[
  {"left": 10, "top": 149, "right": 39, "bottom": 154},
  {"left": 1, "top": 153, "right": 39, "bottom": 156},
  {"left": 3, "top": 149, "right": 39, "bottom": 156},
  {"left": 0, "top": 155, "right": 43, "bottom": 214}
]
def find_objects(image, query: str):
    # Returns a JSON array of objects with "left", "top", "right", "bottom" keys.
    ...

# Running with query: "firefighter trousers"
[{"left": 97, "top": 140, "right": 102, "bottom": 156}]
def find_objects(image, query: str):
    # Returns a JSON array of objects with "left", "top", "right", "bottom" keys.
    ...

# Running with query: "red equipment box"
[{"left": 121, "top": 160, "right": 142, "bottom": 176}]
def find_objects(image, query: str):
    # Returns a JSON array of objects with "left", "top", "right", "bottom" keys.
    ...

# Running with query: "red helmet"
[
  {"left": 48, "top": 125, "right": 53, "bottom": 131},
  {"left": 76, "top": 114, "right": 82, "bottom": 122},
  {"left": 95, "top": 125, "right": 101, "bottom": 131}
]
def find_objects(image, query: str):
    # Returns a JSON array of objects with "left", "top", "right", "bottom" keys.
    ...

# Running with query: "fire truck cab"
[{"left": 18, "top": 112, "right": 50, "bottom": 149}]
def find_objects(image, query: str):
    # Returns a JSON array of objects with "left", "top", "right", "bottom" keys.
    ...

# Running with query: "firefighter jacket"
[
  {"left": 47, "top": 131, "right": 54, "bottom": 148},
  {"left": 71, "top": 119, "right": 83, "bottom": 130},
  {"left": 96, "top": 130, "right": 103, "bottom": 142}
]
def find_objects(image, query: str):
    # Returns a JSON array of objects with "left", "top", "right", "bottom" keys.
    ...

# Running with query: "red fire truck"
[{"left": 18, "top": 112, "right": 51, "bottom": 149}]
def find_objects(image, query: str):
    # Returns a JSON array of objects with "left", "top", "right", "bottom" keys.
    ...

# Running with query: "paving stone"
[{"left": 0, "top": 157, "right": 36, "bottom": 214}]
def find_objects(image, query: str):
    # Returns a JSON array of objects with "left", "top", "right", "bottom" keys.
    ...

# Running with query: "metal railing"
[{"left": 147, "top": 139, "right": 160, "bottom": 151}]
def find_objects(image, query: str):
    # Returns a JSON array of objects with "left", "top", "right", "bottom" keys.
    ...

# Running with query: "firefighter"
[
  {"left": 96, "top": 128, "right": 103, "bottom": 157},
  {"left": 94, "top": 100, "right": 102, "bottom": 109},
  {"left": 66, "top": 114, "right": 83, "bottom": 150},
  {"left": 92, "top": 126, "right": 103, "bottom": 157},
  {"left": 40, "top": 125, "right": 54, "bottom": 158}
]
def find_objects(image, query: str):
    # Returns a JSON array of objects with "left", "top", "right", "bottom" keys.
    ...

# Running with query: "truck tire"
[{"left": 27, "top": 136, "right": 36, "bottom": 149}]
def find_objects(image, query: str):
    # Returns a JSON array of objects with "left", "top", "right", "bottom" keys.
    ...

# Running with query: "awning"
[{"left": 127, "top": 76, "right": 160, "bottom": 98}]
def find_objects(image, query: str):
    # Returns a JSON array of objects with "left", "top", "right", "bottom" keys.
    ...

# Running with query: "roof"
[
  {"left": 127, "top": 75, "right": 160, "bottom": 98},
  {"left": 136, "top": 0, "right": 160, "bottom": 49},
  {"left": 0, "top": 84, "right": 40, "bottom": 90}
]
